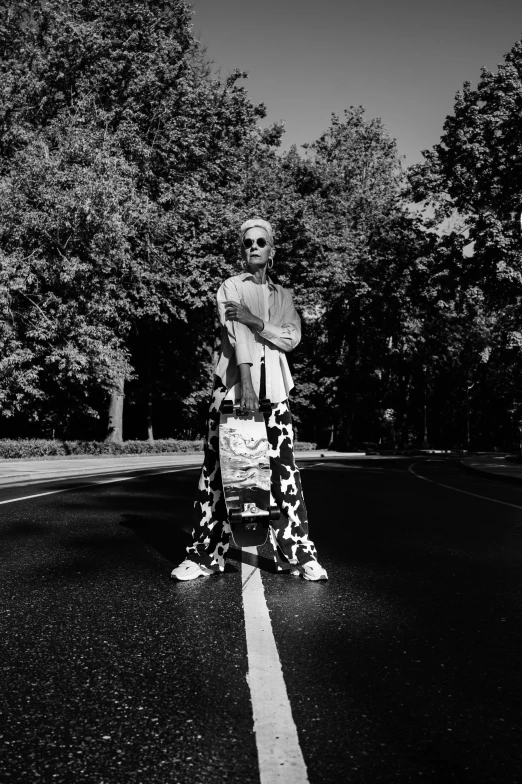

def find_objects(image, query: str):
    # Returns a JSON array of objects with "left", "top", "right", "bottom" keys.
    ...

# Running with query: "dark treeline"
[{"left": 1, "top": 0, "right": 522, "bottom": 450}]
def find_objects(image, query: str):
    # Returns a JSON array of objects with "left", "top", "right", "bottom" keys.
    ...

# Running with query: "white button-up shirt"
[{"left": 215, "top": 272, "right": 301, "bottom": 404}]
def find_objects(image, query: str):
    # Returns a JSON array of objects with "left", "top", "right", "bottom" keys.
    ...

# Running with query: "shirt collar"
[{"left": 239, "top": 271, "right": 276, "bottom": 290}]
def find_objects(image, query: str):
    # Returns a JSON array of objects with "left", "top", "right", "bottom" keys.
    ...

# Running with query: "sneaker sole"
[
  {"left": 170, "top": 570, "right": 212, "bottom": 581},
  {"left": 294, "top": 562, "right": 328, "bottom": 581}
]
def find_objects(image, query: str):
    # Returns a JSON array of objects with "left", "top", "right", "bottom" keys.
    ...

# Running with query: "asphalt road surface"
[{"left": 1, "top": 457, "right": 521, "bottom": 784}]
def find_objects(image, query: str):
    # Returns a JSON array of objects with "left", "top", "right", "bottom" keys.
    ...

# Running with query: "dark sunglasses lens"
[{"left": 244, "top": 238, "right": 267, "bottom": 249}]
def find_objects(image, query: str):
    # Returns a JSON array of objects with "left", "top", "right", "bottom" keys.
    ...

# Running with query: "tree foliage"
[
  {"left": 2, "top": 1, "right": 521, "bottom": 450},
  {"left": 0, "top": 0, "right": 281, "bottom": 436},
  {"left": 409, "top": 36, "right": 522, "bottom": 449}
]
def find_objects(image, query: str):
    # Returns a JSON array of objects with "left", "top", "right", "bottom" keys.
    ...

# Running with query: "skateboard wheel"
[
  {"left": 231, "top": 511, "right": 243, "bottom": 523},
  {"left": 269, "top": 506, "right": 280, "bottom": 521},
  {"left": 222, "top": 400, "right": 234, "bottom": 414}
]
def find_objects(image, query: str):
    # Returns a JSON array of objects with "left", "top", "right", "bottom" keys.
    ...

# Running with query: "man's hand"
[
  {"left": 239, "top": 363, "right": 258, "bottom": 411},
  {"left": 225, "top": 300, "right": 263, "bottom": 332}
]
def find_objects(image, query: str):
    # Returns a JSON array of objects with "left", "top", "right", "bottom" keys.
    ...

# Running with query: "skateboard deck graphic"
[{"left": 219, "top": 405, "right": 277, "bottom": 546}]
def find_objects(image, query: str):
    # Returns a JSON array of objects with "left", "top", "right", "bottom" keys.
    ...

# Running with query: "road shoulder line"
[
  {"left": 409, "top": 462, "right": 522, "bottom": 511},
  {"left": 0, "top": 467, "right": 193, "bottom": 506}
]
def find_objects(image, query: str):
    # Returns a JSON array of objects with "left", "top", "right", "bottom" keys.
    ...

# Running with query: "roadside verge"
[
  {"left": 460, "top": 454, "right": 522, "bottom": 486},
  {"left": 0, "top": 450, "right": 362, "bottom": 489},
  {"left": 0, "top": 453, "right": 204, "bottom": 488}
]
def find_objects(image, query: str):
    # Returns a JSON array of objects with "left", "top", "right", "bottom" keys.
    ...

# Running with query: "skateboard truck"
[
  {"left": 221, "top": 398, "right": 273, "bottom": 416},
  {"left": 230, "top": 505, "right": 280, "bottom": 524}
]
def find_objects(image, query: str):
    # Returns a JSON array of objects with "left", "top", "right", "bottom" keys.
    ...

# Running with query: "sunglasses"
[{"left": 243, "top": 237, "right": 268, "bottom": 249}]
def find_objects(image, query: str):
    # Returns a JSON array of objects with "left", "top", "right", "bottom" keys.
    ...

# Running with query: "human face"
[{"left": 241, "top": 228, "right": 272, "bottom": 272}]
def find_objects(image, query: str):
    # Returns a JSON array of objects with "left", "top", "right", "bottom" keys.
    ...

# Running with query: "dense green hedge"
[
  {"left": 0, "top": 439, "right": 318, "bottom": 459},
  {"left": 0, "top": 439, "right": 204, "bottom": 459}
]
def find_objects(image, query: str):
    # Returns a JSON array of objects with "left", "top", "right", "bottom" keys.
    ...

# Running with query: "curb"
[{"left": 0, "top": 457, "right": 204, "bottom": 489}]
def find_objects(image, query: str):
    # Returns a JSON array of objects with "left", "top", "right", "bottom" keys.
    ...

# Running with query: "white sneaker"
[
  {"left": 170, "top": 559, "right": 213, "bottom": 581},
  {"left": 300, "top": 560, "right": 328, "bottom": 581}
]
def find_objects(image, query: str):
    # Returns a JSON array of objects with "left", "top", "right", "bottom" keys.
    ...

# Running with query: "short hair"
[{"left": 239, "top": 218, "right": 275, "bottom": 246}]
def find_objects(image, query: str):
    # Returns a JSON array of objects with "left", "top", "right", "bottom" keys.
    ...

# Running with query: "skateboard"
[{"left": 219, "top": 398, "right": 280, "bottom": 547}]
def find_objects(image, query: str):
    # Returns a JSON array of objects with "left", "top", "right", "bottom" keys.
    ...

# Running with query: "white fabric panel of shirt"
[{"left": 215, "top": 273, "right": 302, "bottom": 404}]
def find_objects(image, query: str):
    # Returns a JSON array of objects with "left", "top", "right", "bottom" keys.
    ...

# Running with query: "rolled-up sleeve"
[
  {"left": 217, "top": 278, "right": 253, "bottom": 365},
  {"left": 259, "top": 291, "right": 301, "bottom": 352}
]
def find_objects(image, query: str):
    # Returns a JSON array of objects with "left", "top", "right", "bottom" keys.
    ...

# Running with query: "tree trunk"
[
  {"left": 146, "top": 389, "right": 154, "bottom": 442},
  {"left": 465, "top": 381, "right": 475, "bottom": 451},
  {"left": 398, "top": 374, "right": 412, "bottom": 448},
  {"left": 388, "top": 416, "right": 398, "bottom": 450},
  {"left": 421, "top": 367, "right": 429, "bottom": 449},
  {"left": 421, "top": 398, "right": 429, "bottom": 449},
  {"left": 145, "top": 361, "right": 154, "bottom": 443},
  {"left": 340, "top": 413, "right": 353, "bottom": 449},
  {"left": 106, "top": 373, "right": 125, "bottom": 444}
]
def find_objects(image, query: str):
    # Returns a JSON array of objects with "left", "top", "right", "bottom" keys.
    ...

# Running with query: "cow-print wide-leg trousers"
[{"left": 187, "top": 380, "right": 319, "bottom": 572}]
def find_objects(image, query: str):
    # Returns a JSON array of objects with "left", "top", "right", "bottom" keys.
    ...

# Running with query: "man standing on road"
[{"left": 171, "top": 218, "right": 328, "bottom": 582}]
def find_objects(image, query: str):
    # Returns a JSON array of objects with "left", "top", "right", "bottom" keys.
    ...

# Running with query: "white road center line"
[
  {"left": 0, "top": 466, "right": 196, "bottom": 506},
  {"left": 409, "top": 462, "right": 522, "bottom": 511},
  {"left": 241, "top": 546, "right": 310, "bottom": 784}
]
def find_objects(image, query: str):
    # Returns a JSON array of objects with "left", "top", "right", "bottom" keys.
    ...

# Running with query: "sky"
[{"left": 190, "top": 0, "right": 522, "bottom": 166}]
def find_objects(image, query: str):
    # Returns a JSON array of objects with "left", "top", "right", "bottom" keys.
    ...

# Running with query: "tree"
[
  {"left": 282, "top": 108, "right": 429, "bottom": 447},
  {"left": 0, "top": 108, "right": 154, "bottom": 430},
  {"left": 0, "top": 0, "right": 283, "bottom": 439},
  {"left": 409, "top": 36, "right": 522, "bottom": 449}
]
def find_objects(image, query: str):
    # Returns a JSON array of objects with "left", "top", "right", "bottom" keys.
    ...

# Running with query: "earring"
[{"left": 268, "top": 257, "right": 274, "bottom": 270}]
